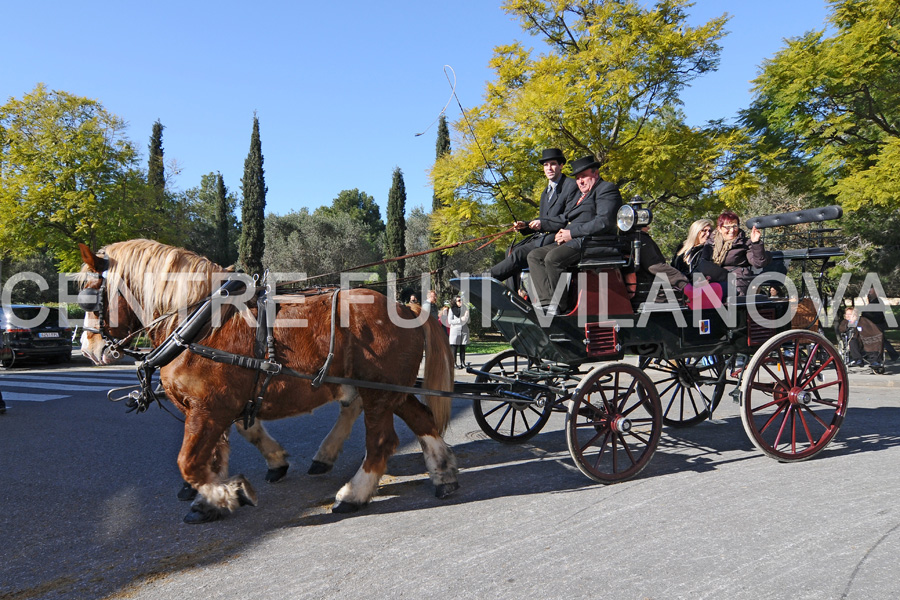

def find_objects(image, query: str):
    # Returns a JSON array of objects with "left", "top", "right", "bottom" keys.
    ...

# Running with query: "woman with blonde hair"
[{"left": 672, "top": 218, "right": 713, "bottom": 275}]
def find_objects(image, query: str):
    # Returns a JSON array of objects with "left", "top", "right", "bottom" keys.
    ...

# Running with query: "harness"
[{"left": 82, "top": 272, "right": 342, "bottom": 428}]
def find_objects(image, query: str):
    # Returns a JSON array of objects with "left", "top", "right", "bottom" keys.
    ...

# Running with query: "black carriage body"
[{"left": 455, "top": 276, "right": 791, "bottom": 367}]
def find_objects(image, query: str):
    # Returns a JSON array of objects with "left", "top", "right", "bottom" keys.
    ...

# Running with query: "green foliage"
[
  {"left": 315, "top": 188, "right": 384, "bottom": 244},
  {"left": 180, "top": 172, "right": 240, "bottom": 266},
  {"left": 385, "top": 167, "right": 407, "bottom": 278},
  {"left": 746, "top": 0, "right": 900, "bottom": 208},
  {"left": 238, "top": 115, "right": 267, "bottom": 276},
  {"left": 0, "top": 253, "right": 60, "bottom": 304},
  {"left": 404, "top": 206, "right": 430, "bottom": 278},
  {"left": 430, "top": 115, "right": 452, "bottom": 296},
  {"left": 263, "top": 209, "right": 382, "bottom": 284},
  {"left": 432, "top": 0, "right": 750, "bottom": 250},
  {"left": 0, "top": 84, "right": 146, "bottom": 269},
  {"left": 147, "top": 120, "right": 165, "bottom": 196},
  {"left": 745, "top": 0, "right": 900, "bottom": 290}
]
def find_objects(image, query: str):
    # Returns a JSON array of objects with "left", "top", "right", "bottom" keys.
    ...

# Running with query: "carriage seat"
[{"left": 576, "top": 236, "right": 630, "bottom": 270}]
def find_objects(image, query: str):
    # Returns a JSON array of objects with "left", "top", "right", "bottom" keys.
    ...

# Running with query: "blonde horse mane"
[{"left": 95, "top": 239, "right": 228, "bottom": 334}]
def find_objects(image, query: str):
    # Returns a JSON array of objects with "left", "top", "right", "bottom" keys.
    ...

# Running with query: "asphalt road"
[{"left": 1, "top": 354, "right": 899, "bottom": 600}]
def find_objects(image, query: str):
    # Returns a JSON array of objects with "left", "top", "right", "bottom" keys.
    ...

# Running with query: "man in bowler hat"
[
  {"left": 489, "top": 148, "right": 580, "bottom": 289},
  {"left": 526, "top": 155, "right": 622, "bottom": 315}
]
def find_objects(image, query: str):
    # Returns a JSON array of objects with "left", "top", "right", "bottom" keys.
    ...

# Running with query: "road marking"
[
  {"left": 2, "top": 392, "right": 68, "bottom": 402},
  {"left": 0, "top": 369, "right": 158, "bottom": 402}
]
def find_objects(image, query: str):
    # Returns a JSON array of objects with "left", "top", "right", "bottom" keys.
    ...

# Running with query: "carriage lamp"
[{"left": 616, "top": 199, "right": 652, "bottom": 233}]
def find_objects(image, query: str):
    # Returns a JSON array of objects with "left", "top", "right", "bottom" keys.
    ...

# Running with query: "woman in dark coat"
[
  {"left": 672, "top": 218, "right": 713, "bottom": 276},
  {"left": 697, "top": 210, "right": 769, "bottom": 296}
]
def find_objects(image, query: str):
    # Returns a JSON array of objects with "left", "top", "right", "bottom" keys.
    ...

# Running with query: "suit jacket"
[
  {"left": 541, "top": 179, "right": 623, "bottom": 247},
  {"left": 534, "top": 174, "right": 580, "bottom": 232}
]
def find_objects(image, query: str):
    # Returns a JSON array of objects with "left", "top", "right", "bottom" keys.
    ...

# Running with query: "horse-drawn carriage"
[
  {"left": 449, "top": 204, "right": 849, "bottom": 482},
  {"left": 76, "top": 205, "right": 850, "bottom": 522}
]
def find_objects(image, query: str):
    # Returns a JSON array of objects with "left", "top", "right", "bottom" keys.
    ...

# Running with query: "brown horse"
[{"left": 78, "top": 239, "right": 458, "bottom": 523}]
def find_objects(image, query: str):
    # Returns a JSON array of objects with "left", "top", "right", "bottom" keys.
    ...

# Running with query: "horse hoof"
[
  {"left": 183, "top": 506, "right": 222, "bottom": 524},
  {"left": 237, "top": 486, "right": 257, "bottom": 507},
  {"left": 265, "top": 464, "right": 289, "bottom": 483},
  {"left": 331, "top": 500, "right": 364, "bottom": 514},
  {"left": 434, "top": 482, "right": 460, "bottom": 499},
  {"left": 177, "top": 482, "right": 198, "bottom": 502},
  {"left": 308, "top": 460, "right": 333, "bottom": 475}
]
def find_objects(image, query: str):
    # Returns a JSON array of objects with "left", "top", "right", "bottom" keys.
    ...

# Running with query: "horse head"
[{"left": 77, "top": 243, "right": 141, "bottom": 365}]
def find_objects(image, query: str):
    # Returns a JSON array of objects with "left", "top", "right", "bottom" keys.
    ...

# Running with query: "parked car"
[{"left": 0, "top": 305, "right": 73, "bottom": 367}]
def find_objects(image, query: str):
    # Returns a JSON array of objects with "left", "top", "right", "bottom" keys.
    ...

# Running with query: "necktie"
[
  {"left": 547, "top": 183, "right": 556, "bottom": 201},
  {"left": 576, "top": 192, "right": 587, "bottom": 206}
]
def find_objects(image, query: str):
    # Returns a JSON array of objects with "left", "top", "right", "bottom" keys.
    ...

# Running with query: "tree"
[
  {"left": 214, "top": 173, "right": 237, "bottom": 266},
  {"left": 315, "top": 188, "right": 384, "bottom": 244},
  {"left": 148, "top": 120, "right": 165, "bottom": 201},
  {"left": 264, "top": 209, "right": 382, "bottom": 284},
  {"left": 385, "top": 167, "right": 407, "bottom": 279},
  {"left": 744, "top": 0, "right": 900, "bottom": 292},
  {"left": 0, "top": 84, "right": 144, "bottom": 268},
  {"left": 238, "top": 115, "right": 266, "bottom": 276},
  {"left": 429, "top": 115, "right": 452, "bottom": 297},
  {"left": 180, "top": 172, "right": 239, "bottom": 266},
  {"left": 431, "top": 0, "right": 747, "bottom": 249}
]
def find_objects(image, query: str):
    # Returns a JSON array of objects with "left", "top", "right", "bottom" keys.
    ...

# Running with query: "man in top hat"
[
  {"left": 489, "top": 148, "right": 580, "bottom": 289},
  {"left": 526, "top": 154, "right": 622, "bottom": 315}
]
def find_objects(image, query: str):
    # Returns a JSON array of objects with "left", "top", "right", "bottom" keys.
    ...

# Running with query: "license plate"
[{"left": 38, "top": 332, "right": 60, "bottom": 338}]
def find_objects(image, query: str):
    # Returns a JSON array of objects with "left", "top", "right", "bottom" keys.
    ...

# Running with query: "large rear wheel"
[
  {"left": 740, "top": 330, "right": 849, "bottom": 461},
  {"left": 565, "top": 363, "right": 662, "bottom": 483},
  {"left": 473, "top": 349, "right": 554, "bottom": 443}
]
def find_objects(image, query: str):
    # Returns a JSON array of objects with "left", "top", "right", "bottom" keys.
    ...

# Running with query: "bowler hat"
[
  {"left": 538, "top": 148, "right": 567, "bottom": 165},
  {"left": 569, "top": 155, "right": 601, "bottom": 176}
]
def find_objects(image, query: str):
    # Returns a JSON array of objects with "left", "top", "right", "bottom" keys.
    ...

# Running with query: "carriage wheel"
[
  {"left": 639, "top": 356, "right": 727, "bottom": 427},
  {"left": 740, "top": 330, "right": 848, "bottom": 462},
  {"left": 0, "top": 348, "right": 14, "bottom": 369},
  {"left": 565, "top": 363, "right": 662, "bottom": 483},
  {"left": 473, "top": 349, "right": 554, "bottom": 443}
]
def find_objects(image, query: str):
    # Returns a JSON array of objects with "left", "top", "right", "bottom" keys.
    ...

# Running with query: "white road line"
[
  {"left": 2, "top": 392, "right": 68, "bottom": 402},
  {"left": 1, "top": 375, "right": 139, "bottom": 385},
  {"left": 0, "top": 381, "right": 126, "bottom": 392}
]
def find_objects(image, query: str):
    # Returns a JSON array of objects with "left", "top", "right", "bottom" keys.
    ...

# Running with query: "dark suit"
[
  {"left": 490, "top": 174, "right": 580, "bottom": 282},
  {"left": 526, "top": 179, "right": 622, "bottom": 309}
]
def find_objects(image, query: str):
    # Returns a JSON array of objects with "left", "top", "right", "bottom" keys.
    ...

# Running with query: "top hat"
[
  {"left": 538, "top": 148, "right": 567, "bottom": 165},
  {"left": 569, "top": 155, "right": 601, "bottom": 176}
]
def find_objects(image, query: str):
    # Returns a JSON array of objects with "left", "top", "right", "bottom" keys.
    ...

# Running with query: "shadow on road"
[{"left": 3, "top": 389, "right": 898, "bottom": 600}]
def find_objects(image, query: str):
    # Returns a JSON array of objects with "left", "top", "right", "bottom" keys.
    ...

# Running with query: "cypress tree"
[
  {"left": 238, "top": 115, "right": 266, "bottom": 277},
  {"left": 385, "top": 167, "right": 407, "bottom": 280},
  {"left": 148, "top": 120, "right": 165, "bottom": 196},
  {"left": 214, "top": 172, "right": 232, "bottom": 266},
  {"left": 429, "top": 115, "right": 451, "bottom": 296}
]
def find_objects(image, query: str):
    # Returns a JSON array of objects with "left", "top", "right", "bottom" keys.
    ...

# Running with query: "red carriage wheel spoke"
[
  {"left": 566, "top": 364, "right": 662, "bottom": 483},
  {"left": 741, "top": 330, "right": 848, "bottom": 462}
]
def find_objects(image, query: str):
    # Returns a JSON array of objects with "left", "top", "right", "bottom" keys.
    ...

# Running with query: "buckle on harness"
[{"left": 259, "top": 361, "right": 282, "bottom": 375}]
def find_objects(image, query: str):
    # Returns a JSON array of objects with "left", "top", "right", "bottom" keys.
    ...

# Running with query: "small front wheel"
[
  {"left": 740, "top": 330, "right": 849, "bottom": 461},
  {"left": 566, "top": 363, "right": 662, "bottom": 483},
  {"left": 473, "top": 349, "right": 553, "bottom": 443}
]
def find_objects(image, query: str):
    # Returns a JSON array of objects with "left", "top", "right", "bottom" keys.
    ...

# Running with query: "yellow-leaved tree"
[{"left": 432, "top": 0, "right": 763, "bottom": 256}]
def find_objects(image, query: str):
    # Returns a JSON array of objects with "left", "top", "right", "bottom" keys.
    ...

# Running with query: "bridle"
[{"left": 77, "top": 271, "right": 147, "bottom": 360}]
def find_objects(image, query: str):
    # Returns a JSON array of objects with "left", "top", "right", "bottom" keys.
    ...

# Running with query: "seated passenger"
[
  {"left": 696, "top": 210, "right": 768, "bottom": 296},
  {"left": 633, "top": 227, "right": 720, "bottom": 307},
  {"left": 526, "top": 155, "right": 622, "bottom": 315},
  {"left": 489, "top": 148, "right": 580, "bottom": 290},
  {"left": 671, "top": 218, "right": 713, "bottom": 276},
  {"left": 837, "top": 307, "right": 884, "bottom": 368}
]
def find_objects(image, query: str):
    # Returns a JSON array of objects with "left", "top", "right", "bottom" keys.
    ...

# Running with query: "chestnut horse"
[{"left": 78, "top": 239, "right": 458, "bottom": 523}]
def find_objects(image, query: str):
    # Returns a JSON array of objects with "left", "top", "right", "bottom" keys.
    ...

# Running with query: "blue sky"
[{"left": 2, "top": 1, "right": 829, "bottom": 219}]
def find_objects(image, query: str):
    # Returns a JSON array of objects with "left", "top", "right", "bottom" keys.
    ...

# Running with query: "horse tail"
[{"left": 421, "top": 310, "right": 454, "bottom": 434}]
